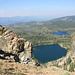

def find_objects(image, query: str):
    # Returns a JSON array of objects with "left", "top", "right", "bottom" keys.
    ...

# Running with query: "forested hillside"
[
  {"left": 53, "top": 16, "right": 75, "bottom": 21},
  {"left": 6, "top": 20, "right": 75, "bottom": 48}
]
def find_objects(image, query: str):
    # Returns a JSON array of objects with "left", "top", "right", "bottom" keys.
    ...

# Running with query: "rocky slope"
[
  {"left": 0, "top": 25, "right": 35, "bottom": 64},
  {"left": 71, "top": 35, "right": 75, "bottom": 62},
  {"left": 0, "top": 58, "right": 75, "bottom": 75}
]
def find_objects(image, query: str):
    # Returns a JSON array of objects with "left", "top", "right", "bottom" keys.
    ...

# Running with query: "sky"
[{"left": 0, "top": 0, "right": 75, "bottom": 18}]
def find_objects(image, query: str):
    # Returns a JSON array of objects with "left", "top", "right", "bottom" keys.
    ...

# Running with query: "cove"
[
  {"left": 52, "top": 31, "right": 69, "bottom": 36},
  {"left": 32, "top": 44, "right": 67, "bottom": 63}
]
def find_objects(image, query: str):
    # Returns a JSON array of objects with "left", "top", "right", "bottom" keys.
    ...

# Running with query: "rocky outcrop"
[{"left": 0, "top": 25, "right": 35, "bottom": 65}]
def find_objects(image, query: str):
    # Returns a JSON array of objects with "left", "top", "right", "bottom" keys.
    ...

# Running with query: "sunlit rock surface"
[{"left": 0, "top": 25, "right": 35, "bottom": 65}]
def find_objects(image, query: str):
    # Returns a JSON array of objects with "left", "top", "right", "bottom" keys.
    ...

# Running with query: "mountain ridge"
[
  {"left": 0, "top": 15, "right": 75, "bottom": 25},
  {"left": 0, "top": 16, "right": 52, "bottom": 25},
  {"left": 52, "top": 15, "right": 75, "bottom": 21}
]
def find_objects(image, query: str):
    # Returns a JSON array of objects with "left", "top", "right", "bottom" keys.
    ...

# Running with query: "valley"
[
  {"left": 0, "top": 15, "right": 75, "bottom": 74},
  {"left": 6, "top": 20, "right": 73, "bottom": 48},
  {"left": 0, "top": 0, "right": 75, "bottom": 74}
]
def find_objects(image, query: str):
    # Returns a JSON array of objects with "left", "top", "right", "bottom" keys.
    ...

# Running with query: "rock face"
[{"left": 0, "top": 25, "right": 35, "bottom": 64}]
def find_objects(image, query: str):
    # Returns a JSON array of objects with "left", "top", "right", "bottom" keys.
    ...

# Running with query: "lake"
[
  {"left": 32, "top": 44, "right": 67, "bottom": 63},
  {"left": 52, "top": 31, "right": 69, "bottom": 36}
]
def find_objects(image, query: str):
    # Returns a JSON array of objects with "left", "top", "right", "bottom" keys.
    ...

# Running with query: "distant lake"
[
  {"left": 32, "top": 44, "right": 67, "bottom": 63},
  {"left": 52, "top": 31, "right": 69, "bottom": 36}
]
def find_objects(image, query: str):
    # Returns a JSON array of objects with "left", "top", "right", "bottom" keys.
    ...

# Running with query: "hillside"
[
  {"left": 53, "top": 15, "right": 75, "bottom": 21},
  {"left": 6, "top": 20, "right": 75, "bottom": 47},
  {"left": 7, "top": 20, "right": 75, "bottom": 31}
]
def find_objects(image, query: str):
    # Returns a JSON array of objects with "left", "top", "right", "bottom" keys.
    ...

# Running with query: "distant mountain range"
[
  {"left": 0, "top": 16, "right": 52, "bottom": 25},
  {"left": 0, "top": 15, "right": 75, "bottom": 25}
]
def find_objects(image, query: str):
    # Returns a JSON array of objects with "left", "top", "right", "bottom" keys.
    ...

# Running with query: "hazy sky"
[{"left": 0, "top": 0, "right": 75, "bottom": 17}]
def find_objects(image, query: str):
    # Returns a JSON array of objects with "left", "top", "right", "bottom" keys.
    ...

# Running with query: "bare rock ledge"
[{"left": 0, "top": 25, "right": 35, "bottom": 65}]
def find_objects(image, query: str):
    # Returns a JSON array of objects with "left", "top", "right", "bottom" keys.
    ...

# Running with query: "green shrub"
[
  {"left": 63, "top": 62, "right": 67, "bottom": 70},
  {"left": 67, "top": 56, "right": 71, "bottom": 65},
  {"left": 0, "top": 62, "right": 3, "bottom": 65},
  {"left": 23, "top": 70, "right": 29, "bottom": 73},
  {"left": 65, "top": 72, "right": 71, "bottom": 75},
  {"left": 69, "top": 63, "right": 74, "bottom": 72}
]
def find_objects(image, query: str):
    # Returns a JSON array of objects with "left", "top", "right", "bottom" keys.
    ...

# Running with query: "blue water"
[
  {"left": 52, "top": 31, "right": 69, "bottom": 36},
  {"left": 32, "top": 44, "right": 67, "bottom": 63}
]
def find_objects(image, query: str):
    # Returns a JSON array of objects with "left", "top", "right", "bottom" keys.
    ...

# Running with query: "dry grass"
[{"left": 0, "top": 59, "right": 75, "bottom": 75}]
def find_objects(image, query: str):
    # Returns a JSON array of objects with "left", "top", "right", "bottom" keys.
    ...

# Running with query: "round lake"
[{"left": 32, "top": 44, "right": 67, "bottom": 63}]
